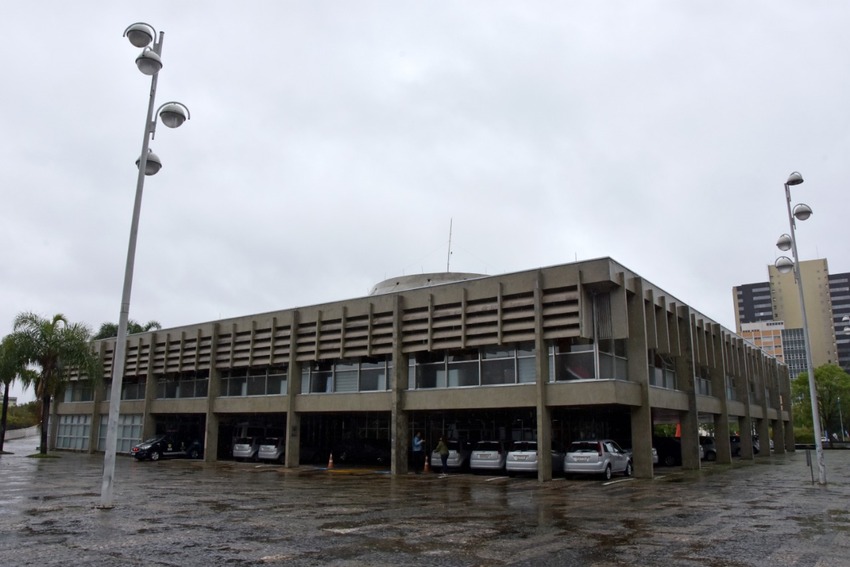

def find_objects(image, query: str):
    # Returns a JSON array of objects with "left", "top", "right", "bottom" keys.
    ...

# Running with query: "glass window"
[
  {"left": 227, "top": 376, "right": 247, "bottom": 396},
  {"left": 360, "top": 361, "right": 387, "bottom": 391},
  {"left": 518, "top": 357, "right": 536, "bottom": 383},
  {"left": 417, "top": 362, "right": 445, "bottom": 389},
  {"left": 481, "top": 358, "right": 515, "bottom": 385},
  {"left": 247, "top": 374, "right": 266, "bottom": 396},
  {"left": 268, "top": 373, "right": 287, "bottom": 395},
  {"left": 448, "top": 360, "right": 478, "bottom": 387},
  {"left": 554, "top": 350, "right": 595, "bottom": 380},
  {"left": 335, "top": 369, "right": 358, "bottom": 393},
  {"left": 482, "top": 346, "right": 513, "bottom": 359}
]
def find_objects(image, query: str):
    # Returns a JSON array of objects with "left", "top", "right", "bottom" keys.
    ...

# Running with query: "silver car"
[
  {"left": 505, "top": 441, "right": 565, "bottom": 477},
  {"left": 232, "top": 436, "right": 260, "bottom": 461},
  {"left": 470, "top": 440, "right": 507, "bottom": 473},
  {"left": 257, "top": 437, "right": 285, "bottom": 463},
  {"left": 564, "top": 439, "right": 632, "bottom": 480}
]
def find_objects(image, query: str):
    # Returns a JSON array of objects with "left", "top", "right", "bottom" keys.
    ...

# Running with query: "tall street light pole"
[
  {"left": 774, "top": 171, "right": 826, "bottom": 485},
  {"left": 99, "top": 23, "right": 190, "bottom": 509}
]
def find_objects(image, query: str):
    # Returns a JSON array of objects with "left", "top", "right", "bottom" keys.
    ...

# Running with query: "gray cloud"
[{"left": 3, "top": 1, "right": 848, "bottom": 402}]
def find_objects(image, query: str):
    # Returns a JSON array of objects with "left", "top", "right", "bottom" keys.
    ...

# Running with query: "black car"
[
  {"left": 131, "top": 434, "right": 203, "bottom": 461},
  {"left": 332, "top": 438, "right": 391, "bottom": 465},
  {"left": 652, "top": 436, "right": 682, "bottom": 466}
]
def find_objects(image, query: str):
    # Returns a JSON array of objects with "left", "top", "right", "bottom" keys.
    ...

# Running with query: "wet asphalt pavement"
[{"left": 1, "top": 437, "right": 848, "bottom": 567}]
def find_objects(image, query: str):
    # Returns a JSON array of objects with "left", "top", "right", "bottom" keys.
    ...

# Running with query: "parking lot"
[{"left": 1, "top": 437, "right": 849, "bottom": 566}]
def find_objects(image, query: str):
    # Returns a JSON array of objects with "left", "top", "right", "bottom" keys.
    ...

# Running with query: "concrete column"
[
  {"left": 779, "top": 364, "right": 795, "bottom": 452},
  {"left": 390, "top": 295, "right": 410, "bottom": 475},
  {"left": 141, "top": 331, "right": 158, "bottom": 439},
  {"left": 204, "top": 369, "right": 220, "bottom": 462},
  {"left": 737, "top": 342, "right": 755, "bottom": 460},
  {"left": 626, "top": 278, "right": 653, "bottom": 479},
  {"left": 675, "top": 307, "right": 700, "bottom": 471},
  {"left": 284, "top": 312, "right": 302, "bottom": 468},
  {"left": 534, "top": 273, "right": 552, "bottom": 482},
  {"left": 754, "top": 355, "right": 771, "bottom": 458},
  {"left": 710, "top": 325, "right": 731, "bottom": 464},
  {"left": 88, "top": 341, "right": 107, "bottom": 453}
]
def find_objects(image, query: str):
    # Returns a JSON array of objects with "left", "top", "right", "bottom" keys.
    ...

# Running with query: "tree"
[
  {"left": 7, "top": 313, "right": 101, "bottom": 455},
  {"left": 93, "top": 320, "right": 161, "bottom": 340},
  {"left": 0, "top": 335, "right": 37, "bottom": 452},
  {"left": 791, "top": 364, "right": 850, "bottom": 440}
]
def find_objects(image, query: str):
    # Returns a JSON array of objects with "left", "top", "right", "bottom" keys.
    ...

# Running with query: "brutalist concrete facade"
[{"left": 54, "top": 257, "right": 792, "bottom": 481}]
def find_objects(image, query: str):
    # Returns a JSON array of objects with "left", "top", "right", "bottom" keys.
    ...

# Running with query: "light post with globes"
[
  {"left": 774, "top": 171, "right": 826, "bottom": 485},
  {"left": 99, "top": 23, "right": 190, "bottom": 508}
]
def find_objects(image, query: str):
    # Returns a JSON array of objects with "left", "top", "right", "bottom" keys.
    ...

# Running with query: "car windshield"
[
  {"left": 510, "top": 441, "right": 536, "bottom": 452},
  {"left": 569, "top": 442, "right": 600, "bottom": 453},
  {"left": 261, "top": 438, "right": 279, "bottom": 446},
  {"left": 235, "top": 437, "right": 253, "bottom": 445},
  {"left": 475, "top": 442, "right": 501, "bottom": 451}
]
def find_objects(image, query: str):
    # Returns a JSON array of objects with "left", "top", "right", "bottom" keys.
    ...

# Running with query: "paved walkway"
[{"left": 1, "top": 438, "right": 848, "bottom": 566}]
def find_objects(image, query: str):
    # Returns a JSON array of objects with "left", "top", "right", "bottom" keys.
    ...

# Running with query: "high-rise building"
[
  {"left": 733, "top": 259, "right": 850, "bottom": 375},
  {"left": 830, "top": 271, "right": 850, "bottom": 371}
]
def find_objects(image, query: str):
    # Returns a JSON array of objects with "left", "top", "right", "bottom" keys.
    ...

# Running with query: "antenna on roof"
[{"left": 446, "top": 218, "right": 453, "bottom": 272}]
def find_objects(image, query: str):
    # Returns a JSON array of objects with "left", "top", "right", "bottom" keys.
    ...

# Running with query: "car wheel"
[
  {"left": 150, "top": 450, "right": 161, "bottom": 462},
  {"left": 187, "top": 448, "right": 200, "bottom": 459},
  {"left": 603, "top": 465, "right": 612, "bottom": 480},
  {"left": 706, "top": 450, "right": 717, "bottom": 462},
  {"left": 625, "top": 461, "right": 633, "bottom": 477},
  {"left": 663, "top": 455, "right": 676, "bottom": 467}
]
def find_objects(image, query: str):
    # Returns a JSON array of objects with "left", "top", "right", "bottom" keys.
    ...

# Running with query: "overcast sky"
[{"left": 3, "top": 2, "right": 848, "bottom": 403}]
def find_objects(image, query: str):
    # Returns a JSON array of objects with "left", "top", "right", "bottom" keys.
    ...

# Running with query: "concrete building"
[
  {"left": 740, "top": 321, "right": 786, "bottom": 364},
  {"left": 734, "top": 259, "right": 848, "bottom": 377},
  {"left": 54, "top": 257, "right": 791, "bottom": 480},
  {"left": 830, "top": 271, "right": 850, "bottom": 372}
]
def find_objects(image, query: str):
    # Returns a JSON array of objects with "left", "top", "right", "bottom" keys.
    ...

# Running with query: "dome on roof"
[{"left": 369, "top": 272, "right": 486, "bottom": 295}]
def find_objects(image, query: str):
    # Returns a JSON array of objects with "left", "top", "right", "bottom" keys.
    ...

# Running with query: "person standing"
[
  {"left": 435, "top": 436, "right": 450, "bottom": 477},
  {"left": 412, "top": 431, "right": 424, "bottom": 474}
]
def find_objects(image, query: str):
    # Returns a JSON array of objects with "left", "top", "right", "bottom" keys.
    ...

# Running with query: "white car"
[
  {"left": 506, "top": 441, "right": 565, "bottom": 477},
  {"left": 469, "top": 441, "right": 507, "bottom": 473},
  {"left": 231, "top": 437, "right": 260, "bottom": 461},
  {"left": 257, "top": 437, "right": 285, "bottom": 463},
  {"left": 564, "top": 439, "right": 632, "bottom": 480}
]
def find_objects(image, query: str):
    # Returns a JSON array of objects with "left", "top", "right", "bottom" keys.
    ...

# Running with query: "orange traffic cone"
[
  {"left": 327, "top": 453, "right": 334, "bottom": 469},
  {"left": 424, "top": 455, "right": 431, "bottom": 473}
]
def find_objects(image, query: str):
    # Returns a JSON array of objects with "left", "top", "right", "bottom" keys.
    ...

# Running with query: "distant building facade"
[{"left": 734, "top": 259, "right": 850, "bottom": 376}]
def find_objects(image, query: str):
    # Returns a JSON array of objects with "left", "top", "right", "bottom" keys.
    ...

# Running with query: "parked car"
[
  {"left": 652, "top": 436, "right": 682, "bottom": 466},
  {"left": 623, "top": 446, "right": 658, "bottom": 465},
  {"left": 564, "top": 439, "right": 632, "bottom": 480},
  {"left": 505, "top": 441, "right": 565, "bottom": 477},
  {"left": 333, "top": 438, "right": 392, "bottom": 465},
  {"left": 730, "top": 435, "right": 760, "bottom": 457},
  {"left": 700, "top": 436, "right": 717, "bottom": 461},
  {"left": 131, "top": 434, "right": 203, "bottom": 461},
  {"left": 431, "top": 440, "right": 472, "bottom": 471},
  {"left": 469, "top": 440, "right": 506, "bottom": 473},
  {"left": 257, "top": 437, "right": 286, "bottom": 463},
  {"left": 232, "top": 436, "right": 260, "bottom": 461}
]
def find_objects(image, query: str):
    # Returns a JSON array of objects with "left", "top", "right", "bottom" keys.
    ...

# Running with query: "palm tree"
[
  {"left": 8, "top": 313, "right": 101, "bottom": 455},
  {"left": 0, "top": 335, "right": 37, "bottom": 452},
  {"left": 93, "top": 319, "right": 161, "bottom": 340}
]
